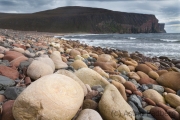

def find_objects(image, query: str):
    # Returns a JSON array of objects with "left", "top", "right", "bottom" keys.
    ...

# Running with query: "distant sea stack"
[{"left": 0, "top": 6, "right": 166, "bottom": 33}]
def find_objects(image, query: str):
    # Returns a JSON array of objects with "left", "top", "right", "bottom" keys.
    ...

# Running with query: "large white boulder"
[{"left": 13, "top": 74, "right": 84, "bottom": 120}]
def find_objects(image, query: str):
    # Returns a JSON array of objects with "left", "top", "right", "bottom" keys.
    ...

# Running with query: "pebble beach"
[{"left": 0, "top": 28, "right": 180, "bottom": 120}]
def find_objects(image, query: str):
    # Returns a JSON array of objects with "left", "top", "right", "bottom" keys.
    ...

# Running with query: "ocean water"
[{"left": 56, "top": 33, "right": 180, "bottom": 59}]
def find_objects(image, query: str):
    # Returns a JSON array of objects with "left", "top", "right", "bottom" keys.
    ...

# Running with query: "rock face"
[
  {"left": 99, "top": 84, "right": 135, "bottom": 120},
  {"left": 13, "top": 74, "right": 84, "bottom": 120},
  {"left": 0, "top": 6, "right": 166, "bottom": 33}
]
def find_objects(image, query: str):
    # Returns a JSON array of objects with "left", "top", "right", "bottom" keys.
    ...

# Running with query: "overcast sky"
[{"left": 0, "top": 0, "right": 179, "bottom": 33}]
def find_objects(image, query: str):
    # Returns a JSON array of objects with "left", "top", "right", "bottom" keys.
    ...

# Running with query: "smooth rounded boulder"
[
  {"left": 93, "top": 66, "right": 109, "bottom": 78},
  {"left": 135, "top": 64, "right": 152, "bottom": 74},
  {"left": 143, "top": 89, "right": 165, "bottom": 104},
  {"left": 55, "top": 69, "right": 87, "bottom": 96},
  {"left": 27, "top": 60, "right": 53, "bottom": 80},
  {"left": 117, "top": 64, "right": 130, "bottom": 73},
  {"left": 97, "top": 54, "right": 112, "bottom": 62},
  {"left": 76, "top": 109, "right": 103, "bottom": 120},
  {"left": 35, "top": 55, "right": 55, "bottom": 72},
  {"left": 50, "top": 51, "right": 68, "bottom": 69},
  {"left": 71, "top": 59, "right": 88, "bottom": 70},
  {"left": 75, "top": 68, "right": 110, "bottom": 88},
  {"left": 157, "top": 72, "right": 180, "bottom": 91},
  {"left": 164, "top": 92, "right": 180, "bottom": 108},
  {"left": 13, "top": 74, "right": 84, "bottom": 120},
  {"left": 99, "top": 84, "right": 135, "bottom": 120}
]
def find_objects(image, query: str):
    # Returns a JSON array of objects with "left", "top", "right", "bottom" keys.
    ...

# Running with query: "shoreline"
[{"left": 0, "top": 28, "right": 180, "bottom": 119}]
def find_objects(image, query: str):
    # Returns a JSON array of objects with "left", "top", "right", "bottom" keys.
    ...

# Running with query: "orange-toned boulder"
[
  {"left": 97, "top": 54, "right": 112, "bottom": 62},
  {"left": 145, "top": 62, "right": 158, "bottom": 71},
  {"left": 167, "top": 109, "right": 180, "bottom": 120},
  {"left": 127, "top": 72, "right": 140, "bottom": 81},
  {"left": 89, "top": 53, "right": 98, "bottom": 59},
  {"left": 150, "top": 107, "right": 171, "bottom": 120},
  {"left": 82, "top": 99, "right": 98, "bottom": 110},
  {"left": 144, "top": 98, "right": 156, "bottom": 106},
  {"left": 10, "top": 56, "right": 28, "bottom": 68},
  {"left": 128, "top": 65, "right": 135, "bottom": 71},
  {"left": 123, "top": 81, "right": 137, "bottom": 92},
  {"left": 157, "top": 72, "right": 180, "bottom": 91},
  {"left": 143, "top": 89, "right": 165, "bottom": 104},
  {"left": 148, "top": 71, "right": 159, "bottom": 80},
  {"left": 0, "top": 66, "right": 19, "bottom": 80},
  {"left": 94, "top": 62, "right": 115, "bottom": 72},
  {"left": 133, "top": 90, "right": 142, "bottom": 97},
  {"left": 117, "top": 64, "right": 130, "bottom": 73},
  {"left": 0, "top": 95, "right": 5, "bottom": 103},
  {"left": 164, "top": 87, "right": 176, "bottom": 94},
  {"left": 93, "top": 66, "right": 109, "bottom": 78},
  {"left": 1, "top": 100, "right": 15, "bottom": 120},
  {"left": 71, "top": 60, "right": 88, "bottom": 70},
  {"left": 137, "top": 71, "right": 158, "bottom": 85},
  {"left": 111, "top": 80, "right": 127, "bottom": 101},
  {"left": 69, "top": 49, "right": 81, "bottom": 58},
  {"left": 157, "top": 70, "right": 168, "bottom": 76},
  {"left": 156, "top": 102, "right": 172, "bottom": 111},
  {"left": 135, "top": 64, "right": 152, "bottom": 74},
  {"left": 124, "top": 58, "right": 138, "bottom": 67},
  {"left": 3, "top": 51, "right": 24, "bottom": 62}
]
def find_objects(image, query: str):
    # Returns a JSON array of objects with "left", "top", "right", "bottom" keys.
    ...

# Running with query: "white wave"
[
  {"left": 128, "top": 37, "right": 136, "bottom": 40},
  {"left": 60, "top": 37, "right": 70, "bottom": 40},
  {"left": 160, "top": 39, "right": 179, "bottom": 42}
]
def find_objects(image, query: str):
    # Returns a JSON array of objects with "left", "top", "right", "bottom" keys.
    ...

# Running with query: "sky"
[{"left": 0, "top": 0, "right": 179, "bottom": 33}]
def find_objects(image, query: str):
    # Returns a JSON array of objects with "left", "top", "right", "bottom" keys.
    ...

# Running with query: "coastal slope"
[{"left": 0, "top": 6, "right": 166, "bottom": 33}]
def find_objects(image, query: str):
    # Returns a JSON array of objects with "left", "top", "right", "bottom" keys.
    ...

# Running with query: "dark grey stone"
[
  {"left": 91, "top": 85, "right": 102, "bottom": 90},
  {"left": 128, "top": 101, "right": 140, "bottom": 115},
  {"left": 68, "top": 59, "right": 74, "bottom": 62},
  {"left": 136, "top": 114, "right": 156, "bottom": 120},
  {"left": 0, "top": 75, "right": 15, "bottom": 91},
  {"left": 0, "top": 60, "right": 10, "bottom": 66},
  {"left": 65, "top": 66, "right": 75, "bottom": 72},
  {"left": 26, "top": 48, "right": 34, "bottom": 53},
  {"left": 129, "top": 79, "right": 140, "bottom": 88},
  {"left": 128, "top": 95, "right": 142, "bottom": 108},
  {"left": 138, "top": 84, "right": 149, "bottom": 92},
  {"left": 4, "top": 87, "right": 25, "bottom": 100},
  {"left": 177, "top": 90, "right": 180, "bottom": 96},
  {"left": 18, "top": 60, "right": 32, "bottom": 70},
  {"left": 97, "top": 88, "right": 104, "bottom": 92},
  {"left": 120, "top": 74, "right": 129, "bottom": 80},
  {"left": 146, "top": 84, "right": 164, "bottom": 94}
]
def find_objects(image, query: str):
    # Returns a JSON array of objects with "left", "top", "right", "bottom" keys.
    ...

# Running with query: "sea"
[{"left": 55, "top": 33, "right": 180, "bottom": 59}]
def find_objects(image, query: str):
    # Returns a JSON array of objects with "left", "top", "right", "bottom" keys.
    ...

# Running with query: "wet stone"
[{"left": 4, "top": 86, "right": 25, "bottom": 100}]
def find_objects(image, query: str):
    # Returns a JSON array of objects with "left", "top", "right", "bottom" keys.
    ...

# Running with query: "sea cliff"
[{"left": 0, "top": 6, "right": 166, "bottom": 33}]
